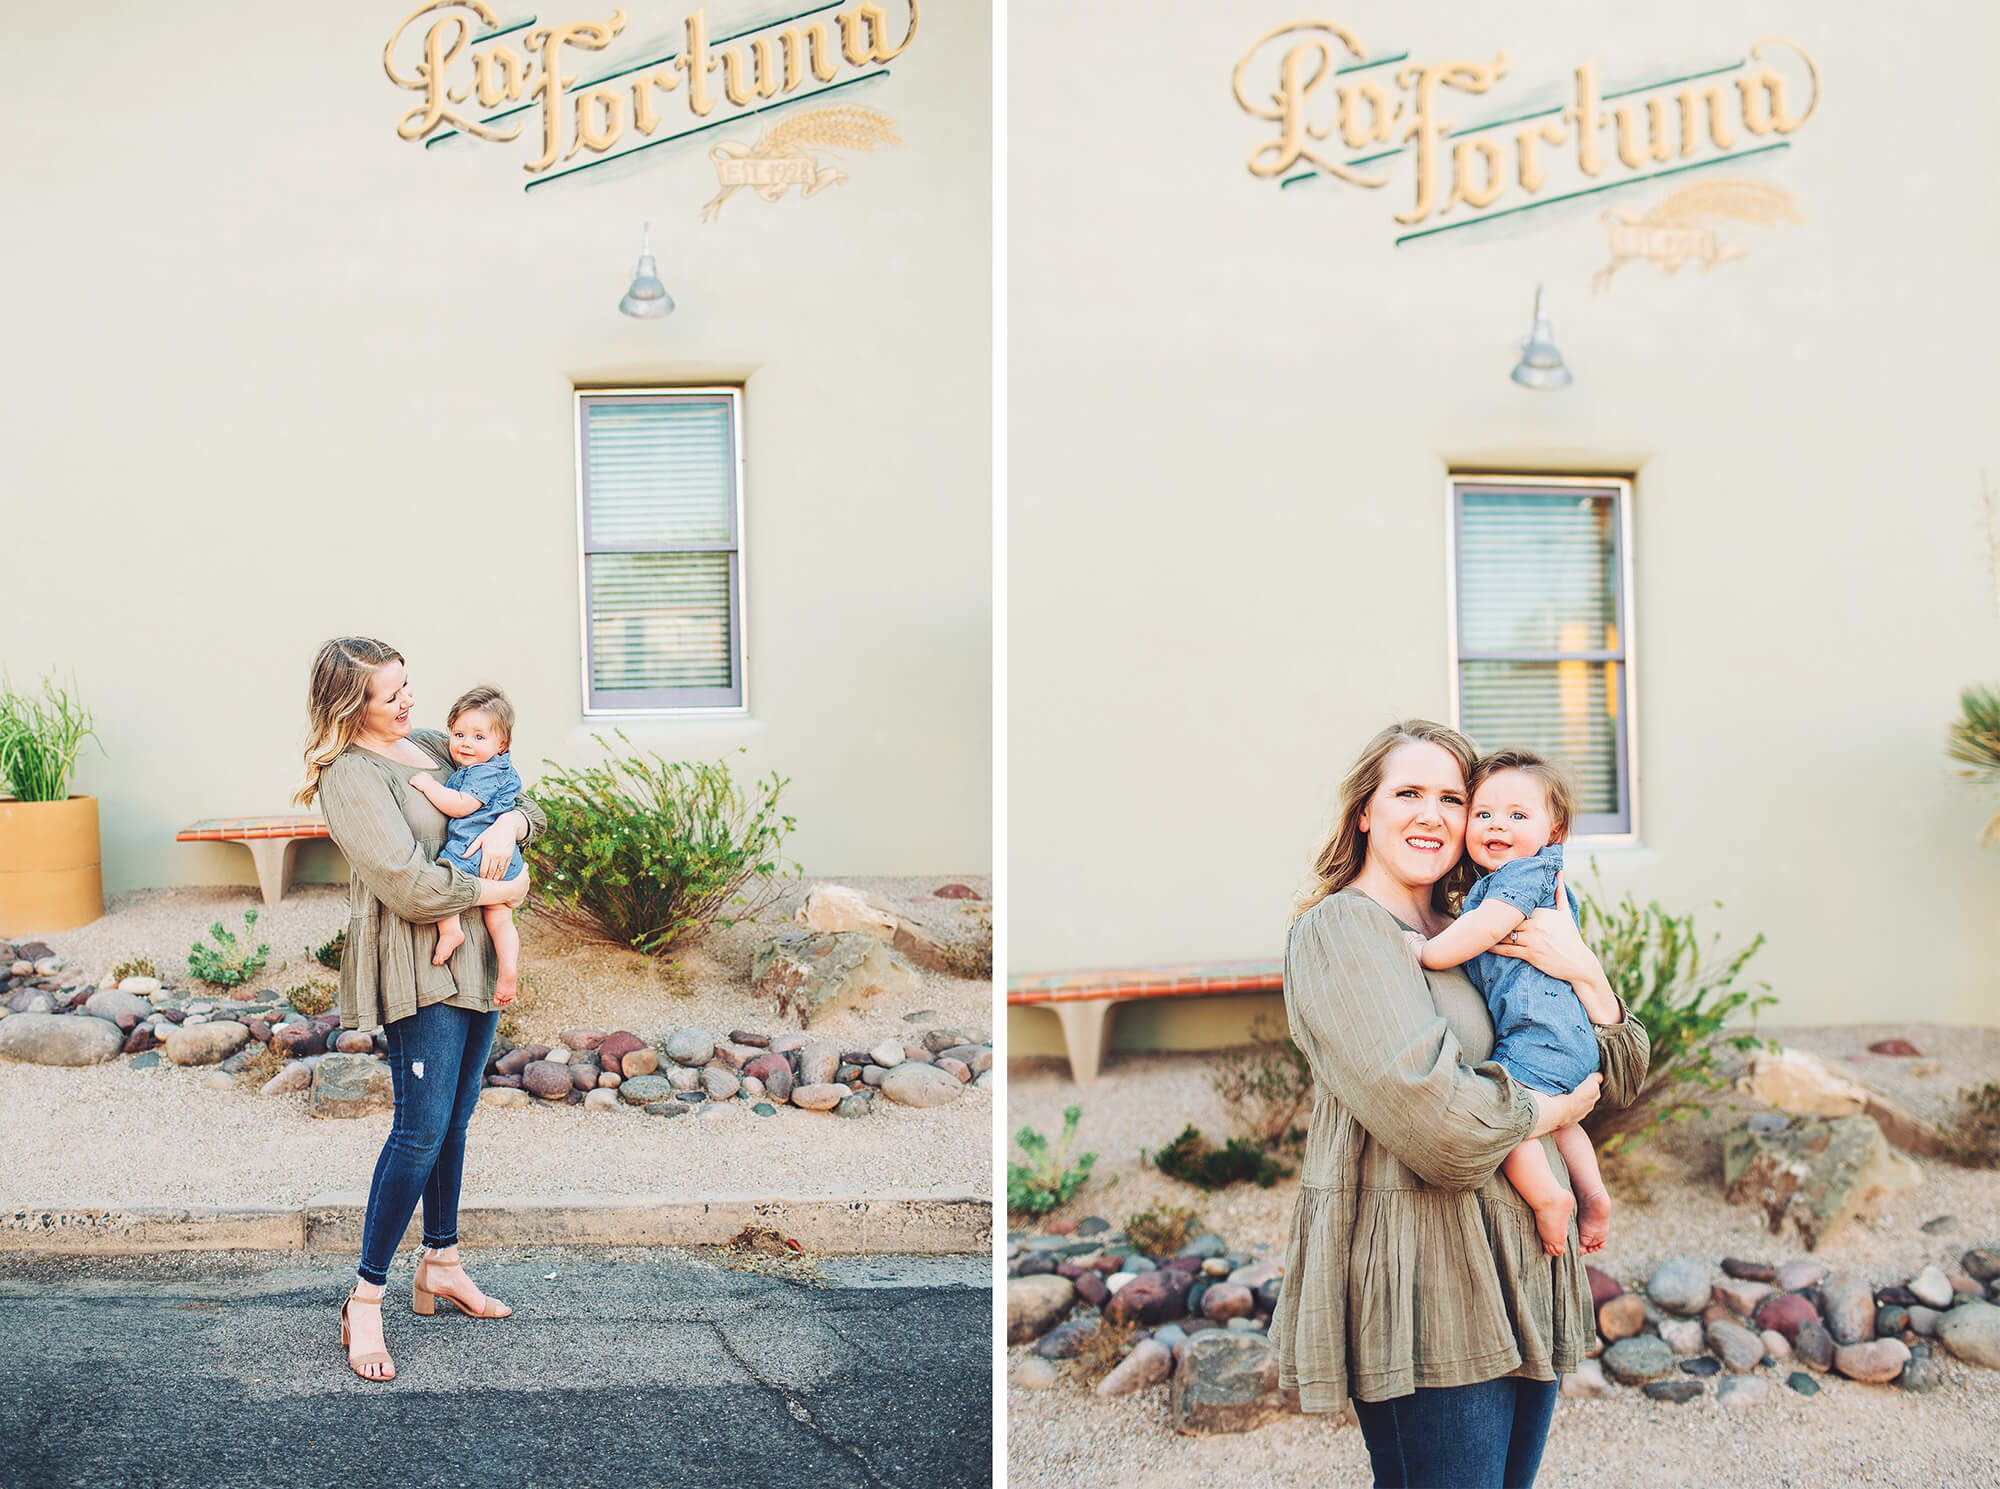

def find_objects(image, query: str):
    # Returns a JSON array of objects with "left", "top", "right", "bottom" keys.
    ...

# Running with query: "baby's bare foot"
[
  {"left": 1535, "top": 1190, "right": 1576, "bottom": 1257},
  {"left": 1577, "top": 1185, "right": 1612, "bottom": 1254},
  {"left": 431, "top": 921, "right": 465, "bottom": 967},
  {"left": 493, "top": 973, "right": 517, "bottom": 1007}
]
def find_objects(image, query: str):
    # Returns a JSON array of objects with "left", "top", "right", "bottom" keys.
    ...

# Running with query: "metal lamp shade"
[
  {"left": 1510, "top": 286, "right": 1570, "bottom": 390},
  {"left": 619, "top": 227, "right": 675, "bottom": 319}
]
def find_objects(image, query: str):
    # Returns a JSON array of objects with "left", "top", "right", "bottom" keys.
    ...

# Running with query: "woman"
[
  {"left": 1269, "top": 720, "right": 1651, "bottom": 1488},
  {"left": 295, "top": 636, "right": 539, "bottom": 1383}
]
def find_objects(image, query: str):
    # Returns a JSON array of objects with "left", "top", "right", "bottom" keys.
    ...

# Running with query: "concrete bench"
[
  {"left": 176, "top": 815, "right": 330, "bottom": 905},
  {"left": 1006, "top": 959, "right": 1283, "bottom": 1084}
]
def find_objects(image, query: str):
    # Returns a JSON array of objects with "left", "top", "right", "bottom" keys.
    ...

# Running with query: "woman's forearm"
[{"left": 1573, "top": 962, "right": 1620, "bottom": 1025}]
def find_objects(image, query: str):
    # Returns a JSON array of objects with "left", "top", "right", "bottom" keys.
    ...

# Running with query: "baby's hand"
[
  {"left": 1402, "top": 929, "right": 1427, "bottom": 961},
  {"left": 409, "top": 771, "right": 436, "bottom": 791}
]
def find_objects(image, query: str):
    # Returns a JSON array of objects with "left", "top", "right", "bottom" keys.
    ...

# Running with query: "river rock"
[
  {"left": 1602, "top": 1336, "right": 1673, "bottom": 1385},
  {"left": 1936, "top": 1300, "right": 2000, "bottom": 1368},
  {"left": 1963, "top": 1247, "right": 2000, "bottom": 1283},
  {"left": 0, "top": 1012, "right": 123, "bottom": 1066},
  {"left": 310, "top": 1053, "right": 394, "bottom": 1118},
  {"left": 1596, "top": 1293, "right": 1645, "bottom": 1340},
  {"left": 1721, "top": 1258, "right": 1777, "bottom": 1282},
  {"left": 747, "top": 1054, "right": 793, "bottom": 1102},
  {"left": 618, "top": 1074, "right": 674, "bottom": 1105},
  {"left": 1561, "top": 1359, "right": 1611, "bottom": 1398},
  {"left": 1908, "top": 1265, "right": 1954, "bottom": 1309},
  {"left": 869, "top": 1038, "right": 904, "bottom": 1068},
  {"left": 1643, "top": 1379, "right": 1703, "bottom": 1404},
  {"left": 1722, "top": 1114, "right": 1921, "bottom": 1248},
  {"left": 1898, "top": 1348, "right": 1946, "bottom": 1393},
  {"left": 596, "top": 1031, "right": 645, "bottom": 1074},
  {"left": 1820, "top": 1273, "right": 1877, "bottom": 1346},
  {"left": 1761, "top": 1329, "right": 1792, "bottom": 1361},
  {"left": 1647, "top": 1258, "right": 1712, "bottom": 1316},
  {"left": 1833, "top": 1337, "right": 1910, "bottom": 1383},
  {"left": 520, "top": 1060, "right": 570, "bottom": 1100},
  {"left": 1794, "top": 1321, "right": 1834, "bottom": 1371},
  {"left": 1776, "top": 1259, "right": 1829, "bottom": 1291},
  {"left": 1713, "top": 1280, "right": 1773, "bottom": 1316},
  {"left": 164, "top": 1020, "right": 250, "bottom": 1066},
  {"left": 791, "top": 1083, "right": 847, "bottom": 1111},
  {"left": 663, "top": 1027, "right": 714, "bottom": 1065},
  {"left": 1754, "top": 1293, "right": 1820, "bottom": 1343},
  {"left": 835, "top": 1092, "right": 874, "bottom": 1118},
  {"left": 881, "top": 1062, "right": 963, "bottom": 1107},
  {"left": 751, "top": 930, "right": 920, "bottom": 1026},
  {"left": 1659, "top": 1318, "right": 1704, "bottom": 1356},
  {"left": 260, "top": 1059, "right": 313, "bottom": 1096},
  {"left": 703, "top": 1066, "right": 740, "bottom": 1100},
  {"left": 1007, "top": 1275, "right": 1075, "bottom": 1344},
  {"left": 582, "top": 1088, "right": 617, "bottom": 1111},
  {"left": 1201, "top": 1284, "right": 1254, "bottom": 1322},
  {"left": 1013, "top": 1357, "right": 1058, "bottom": 1390},
  {"left": 1716, "top": 1375, "right": 1773, "bottom": 1408},
  {"left": 1707, "top": 1319, "right": 1764, "bottom": 1372},
  {"left": 481, "top": 1086, "right": 531, "bottom": 1108},
  {"left": 84, "top": 988, "right": 153, "bottom": 1026},
  {"left": 1097, "top": 1339, "right": 1172, "bottom": 1397},
  {"left": 1107, "top": 1271, "right": 1194, "bottom": 1327}
]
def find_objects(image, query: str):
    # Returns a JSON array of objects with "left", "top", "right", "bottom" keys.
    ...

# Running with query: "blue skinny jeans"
[
  {"left": 1350, "top": 1375, "right": 1559, "bottom": 1489},
  {"left": 355, "top": 1000, "right": 499, "bottom": 1286}
]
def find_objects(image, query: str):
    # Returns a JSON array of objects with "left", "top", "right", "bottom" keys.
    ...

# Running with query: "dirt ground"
[
  {"left": 1005, "top": 1025, "right": 2000, "bottom": 1489},
  {"left": 3, "top": 876, "right": 994, "bottom": 1207}
]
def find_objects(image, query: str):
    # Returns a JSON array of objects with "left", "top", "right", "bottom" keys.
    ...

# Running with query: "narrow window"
[
  {"left": 576, "top": 389, "right": 745, "bottom": 713},
  {"left": 1450, "top": 477, "right": 1634, "bottom": 838}
]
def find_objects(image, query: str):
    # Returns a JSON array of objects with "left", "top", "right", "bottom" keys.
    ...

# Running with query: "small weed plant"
[
  {"left": 237, "top": 1041, "right": 289, "bottom": 1092},
  {"left": 1947, "top": 685, "right": 2000, "bottom": 844},
  {"left": 1072, "top": 1318, "right": 1136, "bottom": 1387},
  {"left": 187, "top": 910, "right": 270, "bottom": 990},
  {"left": 1942, "top": 1081, "right": 2000, "bottom": 1167},
  {"left": 1008, "top": 1104, "right": 1097, "bottom": 1217},
  {"left": 1123, "top": 1204, "right": 1201, "bottom": 1258},
  {"left": 1575, "top": 875, "right": 1775, "bottom": 1156},
  {"left": 0, "top": 673, "right": 100, "bottom": 802},
  {"left": 308, "top": 930, "right": 346, "bottom": 970},
  {"left": 1151, "top": 1124, "right": 1290, "bottom": 1190},
  {"left": 1210, "top": 1016, "right": 1313, "bottom": 1148},
  {"left": 108, "top": 956, "right": 158, "bottom": 985},
  {"left": 525, "top": 735, "right": 796, "bottom": 957},
  {"left": 285, "top": 980, "right": 336, "bottom": 1017}
]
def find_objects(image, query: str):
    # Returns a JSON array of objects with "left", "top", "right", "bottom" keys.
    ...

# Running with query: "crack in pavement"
[{"left": 709, "top": 1319, "right": 896, "bottom": 1489}]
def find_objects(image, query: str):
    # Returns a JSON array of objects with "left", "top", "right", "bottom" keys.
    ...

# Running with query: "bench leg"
[
  {"left": 242, "top": 839, "right": 297, "bottom": 907},
  {"left": 1051, "top": 998, "right": 1116, "bottom": 1085}
]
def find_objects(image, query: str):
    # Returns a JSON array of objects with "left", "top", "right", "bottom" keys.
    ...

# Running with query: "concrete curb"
[{"left": 2, "top": 1192, "right": 992, "bottom": 1257}]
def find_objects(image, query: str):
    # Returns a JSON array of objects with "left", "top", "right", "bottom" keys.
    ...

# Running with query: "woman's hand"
[
  {"left": 475, "top": 867, "right": 531, "bottom": 908},
  {"left": 1486, "top": 873, "right": 1621, "bottom": 1024},
  {"left": 468, "top": 811, "right": 526, "bottom": 879},
  {"left": 1526, "top": 1072, "right": 1603, "bottom": 1138}
]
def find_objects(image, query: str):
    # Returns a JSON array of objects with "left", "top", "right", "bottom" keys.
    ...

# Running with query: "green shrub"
[
  {"left": 187, "top": 911, "right": 270, "bottom": 990},
  {"left": 1211, "top": 1016, "right": 1313, "bottom": 1148},
  {"left": 524, "top": 735, "right": 796, "bottom": 956},
  {"left": 1947, "top": 685, "right": 2000, "bottom": 845},
  {"left": 1123, "top": 1204, "right": 1200, "bottom": 1258},
  {"left": 1008, "top": 1105, "right": 1097, "bottom": 1216},
  {"left": 108, "top": 956, "right": 158, "bottom": 985},
  {"left": 0, "top": 673, "right": 100, "bottom": 802},
  {"left": 285, "top": 980, "right": 336, "bottom": 1017},
  {"left": 307, "top": 930, "right": 345, "bottom": 970},
  {"left": 1575, "top": 877, "right": 1775, "bottom": 1157},
  {"left": 1151, "top": 1125, "right": 1289, "bottom": 1189},
  {"left": 1942, "top": 1081, "right": 2000, "bottom": 1167}
]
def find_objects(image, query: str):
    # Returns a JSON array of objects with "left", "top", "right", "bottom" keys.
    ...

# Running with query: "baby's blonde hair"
[
  {"left": 1470, "top": 748, "right": 1573, "bottom": 840},
  {"left": 447, "top": 685, "right": 514, "bottom": 751}
]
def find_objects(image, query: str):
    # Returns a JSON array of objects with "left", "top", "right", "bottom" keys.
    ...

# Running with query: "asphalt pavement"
[{"left": 0, "top": 1244, "right": 992, "bottom": 1489}]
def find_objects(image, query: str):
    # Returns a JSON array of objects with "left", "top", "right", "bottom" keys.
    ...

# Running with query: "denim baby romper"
[
  {"left": 438, "top": 752, "right": 525, "bottom": 881},
  {"left": 1460, "top": 843, "right": 1599, "bottom": 1096}
]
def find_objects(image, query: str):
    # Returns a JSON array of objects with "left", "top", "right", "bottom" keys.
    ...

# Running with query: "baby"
[
  {"left": 1409, "top": 749, "right": 1611, "bottom": 1257},
  {"left": 408, "top": 685, "right": 524, "bottom": 1008}
]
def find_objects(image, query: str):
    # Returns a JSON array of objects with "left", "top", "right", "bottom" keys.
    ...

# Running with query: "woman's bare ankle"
[{"left": 352, "top": 1278, "right": 385, "bottom": 1301}]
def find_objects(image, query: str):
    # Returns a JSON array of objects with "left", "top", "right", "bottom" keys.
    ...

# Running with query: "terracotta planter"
[{"left": 0, "top": 795, "right": 104, "bottom": 935}]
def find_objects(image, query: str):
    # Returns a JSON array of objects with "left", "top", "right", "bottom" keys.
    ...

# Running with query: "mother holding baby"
[
  {"left": 294, "top": 636, "right": 537, "bottom": 1383},
  {"left": 1270, "top": 719, "right": 1651, "bottom": 1489}
]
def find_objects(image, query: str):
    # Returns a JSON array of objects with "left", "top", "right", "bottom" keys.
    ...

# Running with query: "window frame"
[
  {"left": 1444, "top": 473, "right": 1639, "bottom": 844},
  {"left": 573, "top": 385, "right": 749, "bottom": 718}
]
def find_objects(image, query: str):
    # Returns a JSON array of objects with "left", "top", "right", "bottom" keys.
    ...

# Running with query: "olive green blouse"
[
  {"left": 317, "top": 728, "right": 543, "bottom": 1032},
  {"left": 1269, "top": 888, "right": 1651, "bottom": 1409}
]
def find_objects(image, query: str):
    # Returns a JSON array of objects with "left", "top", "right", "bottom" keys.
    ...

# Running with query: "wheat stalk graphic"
[{"left": 701, "top": 107, "right": 902, "bottom": 222}]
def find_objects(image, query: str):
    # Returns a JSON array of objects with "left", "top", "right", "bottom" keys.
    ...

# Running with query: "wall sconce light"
[
  {"left": 1509, "top": 285, "right": 1571, "bottom": 390},
  {"left": 618, "top": 223, "right": 675, "bottom": 319}
]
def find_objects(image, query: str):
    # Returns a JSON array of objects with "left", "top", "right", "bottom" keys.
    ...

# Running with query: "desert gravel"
[
  {"left": 1007, "top": 1026, "right": 2000, "bottom": 1488},
  {"left": 2, "top": 877, "right": 992, "bottom": 1207}
]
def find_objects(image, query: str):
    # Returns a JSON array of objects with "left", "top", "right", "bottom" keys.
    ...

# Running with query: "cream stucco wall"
[
  {"left": 1009, "top": 1, "right": 2000, "bottom": 1024},
  {"left": 0, "top": 1, "right": 989, "bottom": 892}
]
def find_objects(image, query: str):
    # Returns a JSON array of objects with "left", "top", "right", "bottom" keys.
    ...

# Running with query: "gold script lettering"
[
  {"left": 1395, "top": 54, "right": 1509, "bottom": 226},
  {"left": 384, "top": 1, "right": 524, "bottom": 142},
  {"left": 523, "top": 12, "right": 627, "bottom": 172}
]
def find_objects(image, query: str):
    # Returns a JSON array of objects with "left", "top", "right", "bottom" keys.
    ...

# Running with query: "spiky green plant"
[
  {"left": 0, "top": 674, "right": 100, "bottom": 802},
  {"left": 1947, "top": 685, "right": 2000, "bottom": 845},
  {"left": 1007, "top": 1105, "right": 1097, "bottom": 1216}
]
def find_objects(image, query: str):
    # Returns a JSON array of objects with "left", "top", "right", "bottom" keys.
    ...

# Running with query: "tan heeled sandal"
[
  {"left": 412, "top": 1247, "right": 514, "bottom": 1319},
  {"left": 340, "top": 1286, "right": 396, "bottom": 1382}
]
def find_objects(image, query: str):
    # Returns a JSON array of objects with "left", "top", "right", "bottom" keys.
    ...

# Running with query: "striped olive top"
[
  {"left": 1269, "top": 888, "right": 1651, "bottom": 1409},
  {"left": 317, "top": 729, "right": 543, "bottom": 1031}
]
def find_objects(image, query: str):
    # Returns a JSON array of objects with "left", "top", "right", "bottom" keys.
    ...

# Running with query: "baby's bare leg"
[
  {"left": 1501, "top": 1139, "right": 1576, "bottom": 1257},
  {"left": 1553, "top": 1121, "right": 1612, "bottom": 1253},
  {"left": 483, "top": 903, "right": 519, "bottom": 1005},
  {"left": 431, "top": 912, "right": 466, "bottom": 967}
]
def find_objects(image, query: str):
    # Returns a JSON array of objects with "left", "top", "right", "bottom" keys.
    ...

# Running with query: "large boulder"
[
  {"left": 309, "top": 1054, "right": 394, "bottom": 1118},
  {"left": 164, "top": 1020, "right": 250, "bottom": 1066},
  {"left": 1007, "top": 1275, "right": 1075, "bottom": 1344},
  {"left": 0, "top": 1012, "right": 123, "bottom": 1066},
  {"left": 1739, "top": 1047, "right": 1950, "bottom": 1158},
  {"left": 750, "top": 931, "right": 919, "bottom": 1027},
  {"left": 1722, "top": 1114, "right": 1920, "bottom": 1248},
  {"left": 796, "top": 883, "right": 991, "bottom": 978},
  {"left": 1170, "top": 1331, "right": 1293, "bottom": 1434}
]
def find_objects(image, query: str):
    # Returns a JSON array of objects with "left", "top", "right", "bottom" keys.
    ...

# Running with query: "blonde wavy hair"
[
  {"left": 1294, "top": 719, "right": 1481, "bottom": 920},
  {"left": 294, "top": 637, "right": 404, "bottom": 806}
]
